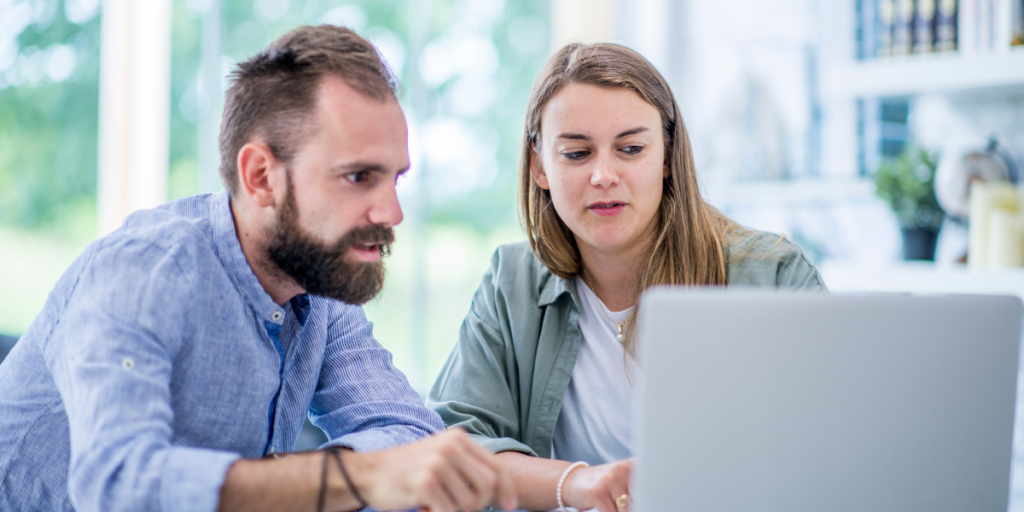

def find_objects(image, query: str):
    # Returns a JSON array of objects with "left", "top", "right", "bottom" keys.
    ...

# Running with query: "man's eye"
[
  {"left": 346, "top": 171, "right": 369, "bottom": 184},
  {"left": 621, "top": 145, "right": 644, "bottom": 155},
  {"left": 564, "top": 150, "right": 589, "bottom": 161}
]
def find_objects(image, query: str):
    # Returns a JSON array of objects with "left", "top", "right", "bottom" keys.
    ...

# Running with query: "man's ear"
[
  {"left": 237, "top": 142, "right": 280, "bottom": 208},
  {"left": 530, "top": 146, "right": 550, "bottom": 190}
]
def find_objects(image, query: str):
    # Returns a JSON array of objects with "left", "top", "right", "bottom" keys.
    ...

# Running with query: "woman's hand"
[{"left": 561, "top": 458, "right": 633, "bottom": 512}]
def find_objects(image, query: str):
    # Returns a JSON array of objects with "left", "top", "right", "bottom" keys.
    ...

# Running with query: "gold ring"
[{"left": 615, "top": 494, "right": 631, "bottom": 508}]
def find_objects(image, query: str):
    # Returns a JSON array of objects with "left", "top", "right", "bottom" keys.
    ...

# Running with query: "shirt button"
[
  {"left": 271, "top": 311, "right": 283, "bottom": 322},
  {"left": 122, "top": 357, "right": 135, "bottom": 370}
]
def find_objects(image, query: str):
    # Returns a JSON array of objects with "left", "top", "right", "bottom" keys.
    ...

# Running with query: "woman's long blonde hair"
[{"left": 520, "top": 42, "right": 734, "bottom": 358}]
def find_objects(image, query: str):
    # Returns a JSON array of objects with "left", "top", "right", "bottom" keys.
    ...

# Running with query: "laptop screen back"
[{"left": 634, "top": 291, "right": 1021, "bottom": 512}]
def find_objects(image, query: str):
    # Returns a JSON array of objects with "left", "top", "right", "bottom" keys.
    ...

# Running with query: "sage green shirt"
[{"left": 426, "top": 230, "right": 827, "bottom": 459}]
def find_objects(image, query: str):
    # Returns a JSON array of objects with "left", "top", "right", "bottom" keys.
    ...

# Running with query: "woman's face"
[{"left": 534, "top": 83, "right": 667, "bottom": 257}]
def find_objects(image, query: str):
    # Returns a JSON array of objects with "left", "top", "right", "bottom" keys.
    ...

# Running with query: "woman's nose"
[{"left": 589, "top": 153, "right": 619, "bottom": 188}]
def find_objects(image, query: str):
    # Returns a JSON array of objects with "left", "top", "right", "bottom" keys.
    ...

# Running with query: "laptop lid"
[{"left": 634, "top": 291, "right": 1022, "bottom": 512}]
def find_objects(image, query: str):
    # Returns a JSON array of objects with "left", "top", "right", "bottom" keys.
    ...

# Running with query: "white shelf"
[
  {"left": 704, "top": 179, "right": 877, "bottom": 210},
  {"left": 820, "top": 261, "right": 1024, "bottom": 298},
  {"left": 822, "top": 48, "right": 1024, "bottom": 99}
]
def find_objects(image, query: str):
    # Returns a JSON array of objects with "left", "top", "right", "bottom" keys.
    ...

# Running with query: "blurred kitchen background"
[{"left": 3, "top": 0, "right": 1024, "bottom": 499}]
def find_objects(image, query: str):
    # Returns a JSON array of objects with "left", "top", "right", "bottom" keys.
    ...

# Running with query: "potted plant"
[{"left": 873, "top": 146, "right": 945, "bottom": 261}]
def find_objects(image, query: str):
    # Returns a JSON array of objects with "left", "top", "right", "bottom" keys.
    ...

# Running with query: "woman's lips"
[{"left": 587, "top": 202, "right": 626, "bottom": 217}]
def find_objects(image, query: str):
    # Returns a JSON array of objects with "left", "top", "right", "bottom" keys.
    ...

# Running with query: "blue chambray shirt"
[{"left": 0, "top": 192, "right": 444, "bottom": 512}]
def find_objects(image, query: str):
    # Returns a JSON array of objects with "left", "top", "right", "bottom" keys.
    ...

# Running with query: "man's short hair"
[{"left": 218, "top": 25, "right": 398, "bottom": 195}]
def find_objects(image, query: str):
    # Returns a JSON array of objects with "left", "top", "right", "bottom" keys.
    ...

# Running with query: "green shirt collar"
[{"left": 537, "top": 271, "right": 578, "bottom": 307}]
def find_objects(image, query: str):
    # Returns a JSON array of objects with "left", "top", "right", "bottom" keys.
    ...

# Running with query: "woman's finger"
[
  {"left": 603, "top": 479, "right": 630, "bottom": 512},
  {"left": 591, "top": 491, "right": 619, "bottom": 512}
]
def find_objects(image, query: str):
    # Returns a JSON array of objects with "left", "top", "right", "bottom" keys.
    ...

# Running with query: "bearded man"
[{"left": 0, "top": 26, "right": 516, "bottom": 512}]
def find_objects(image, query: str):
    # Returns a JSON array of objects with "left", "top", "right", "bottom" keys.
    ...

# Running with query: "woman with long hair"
[{"left": 428, "top": 43, "right": 826, "bottom": 512}]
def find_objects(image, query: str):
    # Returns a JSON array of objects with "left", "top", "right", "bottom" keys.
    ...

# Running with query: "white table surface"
[{"left": 819, "top": 261, "right": 1024, "bottom": 298}]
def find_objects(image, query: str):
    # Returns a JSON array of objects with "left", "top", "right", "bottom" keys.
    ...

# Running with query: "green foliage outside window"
[
  {"left": 2, "top": 0, "right": 549, "bottom": 232},
  {"left": 0, "top": 0, "right": 549, "bottom": 383},
  {"left": 0, "top": 1, "right": 100, "bottom": 233},
  {"left": 170, "top": 0, "right": 549, "bottom": 234}
]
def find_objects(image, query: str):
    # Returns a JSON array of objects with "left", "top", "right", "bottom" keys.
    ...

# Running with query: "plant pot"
[{"left": 901, "top": 227, "right": 940, "bottom": 261}]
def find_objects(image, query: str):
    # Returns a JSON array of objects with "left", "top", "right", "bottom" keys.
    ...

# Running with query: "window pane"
[
  {"left": 0, "top": 0, "right": 102, "bottom": 337},
  {"left": 169, "top": 0, "right": 549, "bottom": 391}
]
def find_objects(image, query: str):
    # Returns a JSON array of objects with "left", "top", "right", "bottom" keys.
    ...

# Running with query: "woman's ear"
[{"left": 530, "top": 145, "right": 551, "bottom": 190}]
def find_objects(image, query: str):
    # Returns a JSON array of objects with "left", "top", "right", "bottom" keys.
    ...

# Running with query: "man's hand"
[
  {"left": 217, "top": 428, "right": 516, "bottom": 512},
  {"left": 347, "top": 428, "right": 518, "bottom": 512},
  {"left": 561, "top": 458, "right": 633, "bottom": 512}
]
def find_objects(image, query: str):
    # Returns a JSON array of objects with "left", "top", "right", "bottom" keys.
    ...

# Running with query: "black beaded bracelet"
[
  {"left": 317, "top": 450, "right": 329, "bottom": 512},
  {"left": 330, "top": 448, "right": 369, "bottom": 510}
]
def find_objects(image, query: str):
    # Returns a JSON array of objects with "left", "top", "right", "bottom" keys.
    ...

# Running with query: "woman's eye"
[
  {"left": 346, "top": 171, "right": 369, "bottom": 184},
  {"left": 564, "top": 150, "right": 589, "bottom": 160},
  {"left": 621, "top": 145, "right": 644, "bottom": 155}
]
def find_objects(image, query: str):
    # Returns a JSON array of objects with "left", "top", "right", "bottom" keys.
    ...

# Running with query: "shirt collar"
[
  {"left": 537, "top": 271, "right": 580, "bottom": 308},
  {"left": 210, "top": 191, "right": 288, "bottom": 326},
  {"left": 290, "top": 294, "right": 311, "bottom": 326}
]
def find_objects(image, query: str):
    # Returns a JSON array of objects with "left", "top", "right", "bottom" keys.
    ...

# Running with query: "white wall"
[{"left": 97, "top": 0, "right": 172, "bottom": 235}]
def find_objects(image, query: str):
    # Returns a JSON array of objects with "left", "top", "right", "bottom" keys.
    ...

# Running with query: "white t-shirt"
[{"left": 551, "top": 276, "right": 637, "bottom": 466}]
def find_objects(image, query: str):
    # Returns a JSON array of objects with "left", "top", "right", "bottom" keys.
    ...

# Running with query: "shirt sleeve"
[
  {"left": 310, "top": 304, "right": 444, "bottom": 452},
  {"left": 727, "top": 230, "right": 829, "bottom": 292},
  {"left": 426, "top": 249, "right": 537, "bottom": 456},
  {"left": 773, "top": 238, "right": 829, "bottom": 292},
  {"left": 43, "top": 236, "right": 240, "bottom": 512}
]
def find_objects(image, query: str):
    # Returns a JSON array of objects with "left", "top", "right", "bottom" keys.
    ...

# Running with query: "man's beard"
[{"left": 265, "top": 175, "right": 394, "bottom": 305}]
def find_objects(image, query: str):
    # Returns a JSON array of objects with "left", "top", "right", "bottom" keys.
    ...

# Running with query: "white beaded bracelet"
[{"left": 556, "top": 461, "right": 589, "bottom": 511}]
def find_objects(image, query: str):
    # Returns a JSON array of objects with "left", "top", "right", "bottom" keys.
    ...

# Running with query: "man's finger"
[
  {"left": 452, "top": 433, "right": 517, "bottom": 510},
  {"left": 444, "top": 442, "right": 498, "bottom": 511},
  {"left": 419, "top": 479, "right": 459, "bottom": 512},
  {"left": 434, "top": 454, "right": 481, "bottom": 512},
  {"left": 458, "top": 432, "right": 499, "bottom": 462},
  {"left": 492, "top": 458, "right": 517, "bottom": 511}
]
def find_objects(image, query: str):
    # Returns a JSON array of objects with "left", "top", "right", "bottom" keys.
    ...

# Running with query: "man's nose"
[{"left": 369, "top": 181, "right": 404, "bottom": 228}]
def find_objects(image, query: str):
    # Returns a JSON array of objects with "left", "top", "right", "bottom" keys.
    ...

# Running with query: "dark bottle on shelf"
[
  {"left": 935, "top": 0, "right": 958, "bottom": 51},
  {"left": 893, "top": 0, "right": 916, "bottom": 55},
  {"left": 914, "top": 0, "right": 938, "bottom": 52}
]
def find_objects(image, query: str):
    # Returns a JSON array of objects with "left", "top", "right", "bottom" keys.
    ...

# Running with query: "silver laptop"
[{"left": 634, "top": 291, "right": 1022, "bottom": 512}]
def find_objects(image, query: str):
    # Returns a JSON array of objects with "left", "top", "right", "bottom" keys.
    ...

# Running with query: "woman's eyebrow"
[
  {"left": 556, "top": 133, "right": 590, "bottom": 141},
  {"left": 615, "top": 127, "right": 649, "bottom": 139},
  {"left": 555, "top": 127, "right": 650, "bottom": 141}
]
